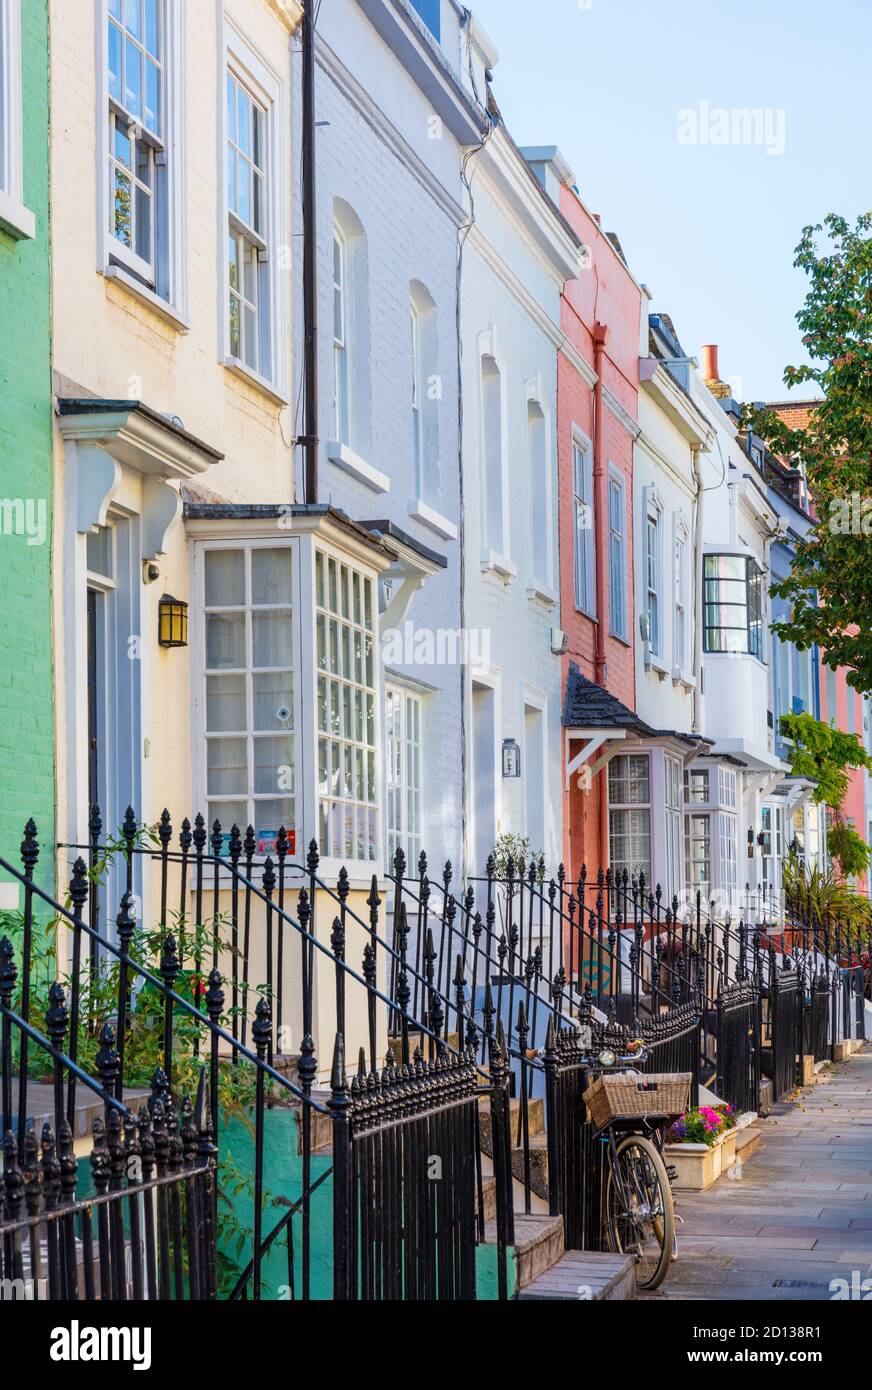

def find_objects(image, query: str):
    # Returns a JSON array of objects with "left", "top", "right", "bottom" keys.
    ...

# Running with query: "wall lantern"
[
  {"left": 502, "top": 738, "right": 521, "bottom": 779},
  {"left": 747, "top": 827, "right": 755, "bottom": 858},
  {"left": 158, "top": 594, "right": 188, "bottom": 649}
]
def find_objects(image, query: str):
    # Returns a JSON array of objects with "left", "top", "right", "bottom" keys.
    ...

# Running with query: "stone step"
[
  {"left": 517, "top": 1250, "right": 636, "bottom": 1301},
  {"left": 478, "top": 1094, "right": 545, "bottom": 1144},
  {"left": 484, "top": 1213, "right": 564, "bottom": 1290}
]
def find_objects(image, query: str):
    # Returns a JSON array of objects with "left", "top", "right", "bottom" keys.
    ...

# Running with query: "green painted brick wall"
[{"left": 0, "top": 0, "right": 55, "bottom": 906}]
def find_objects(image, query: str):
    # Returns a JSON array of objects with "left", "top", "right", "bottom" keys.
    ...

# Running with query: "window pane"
[
  {"left": 206, "top": 674, "right": 246, "bottom": 732},
  {"left": 145, "top": 59, "right": 160, "bottom": 134},
  {"left": 252, "top": 611, "right": 292, "bottom": 668},
  {"left": 253, "top": 736, "right": 293, "bottom": 795},
  {"left": 108, "top": 22, "right": 122, "bottom": 100},
  {"left": 244, "top": 305, "right": 257, "bottom": 370},
  {"left": 251, "top": 548, "right": 292, "bottom": 606},
  {"left": 226, "top": 72, "right": 236, "bottom": 142},
  {"left": 237, "top": 87, "right": 250, "bottom": 154},
  {"left": 144, "top": 0, "right": 159, "bottom": 56},
  {"left": 207, "top": 738, "right": 247, "bottom": 795},
  {"left": 205, "top": 549, "right": 244, "bottom": 607},
  {"left": 113, "top": 169, "right": 132, "bottom": 244},
  {"left": 208, "top": 802, "right": 247, "bottom": 839},
  {"left": 253, "top": 802, "right": 294, "bottom": 852},
  {"left": 125, "top": 0, "right": 142, "bottom": 39},
  {"left": 253, "top": 672, "right": 293, "bottom": 730},
  {"left": 135, "top": 181, "right": 151, "bottom": 262},
  {"left": 124, "top": 35, "right": 142, "bottom": 116},
  {"left": 206, "top": 613, "right": 245, "bottom": 670},
  {"left": 237, "top": 153, "right": 251, "bottom": 225}
]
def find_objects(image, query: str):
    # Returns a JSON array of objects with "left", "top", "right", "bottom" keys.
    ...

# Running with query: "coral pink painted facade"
[{"left": 558, "top": 187, "right": 641, "bottom": 878}]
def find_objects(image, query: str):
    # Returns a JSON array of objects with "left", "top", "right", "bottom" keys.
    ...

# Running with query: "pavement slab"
[{"left": 642, "top": 1043, "right": 872, "bottom": 1301}]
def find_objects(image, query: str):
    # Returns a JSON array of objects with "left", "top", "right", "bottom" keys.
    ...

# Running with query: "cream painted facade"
[{"left": 47, "top": 0, "right": 396, "bottom": 1069}]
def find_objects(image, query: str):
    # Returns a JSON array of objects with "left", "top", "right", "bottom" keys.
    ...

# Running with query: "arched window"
[
  {"left": 527, "top": 398, "right": 549, "bottom": 585},
  {"left": 410, "top": 280, "right": 439, "bottom": 507},
  {"left": 481, "top": 354, "right": 504, "bottom": 555},
  {"left": 331, "top": 200, "right": 370, "bottom": 457}
]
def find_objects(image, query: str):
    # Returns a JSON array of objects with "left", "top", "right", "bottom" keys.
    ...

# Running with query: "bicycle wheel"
[{"left": 604, "top": 1133, "right": 675, "bottom": 1292}]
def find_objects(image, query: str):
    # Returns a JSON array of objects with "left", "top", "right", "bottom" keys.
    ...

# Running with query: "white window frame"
[
  {"left": 643, "top": 487, "right": 663, "bottom": 657},
  {"left": 385, "top": 682, "right": 425, "bottom": 873},
  {"left": 673, "top": 512, "right": 689, "bottom": 679},
  {"left": 572, "top": 429, "right": 595, "bottom": 617},
  {"left": 608, "top": 753, "right": 652, "bottom": 884},
  {"left": 525, "top": 379, "right": 552, "bottom": 591},
  {"left": 664, "top": 753, "right": 683, "bottom": 898},
  {"left": 0, "top": 0, "right": 34, "bottom": 239},
  {"left": 683, "top": 761, "right": 739, "bottom": 913},
  {"left": 219, "top": 18, "right": 288, "bottom": 398},
  {"left": 608, "top": 466, "right": 628, "bottom": 641},
  {"left": 410, "top": 300, "right": 423, "bottom": 489},
  {"left": 96, "top": 0, "right": 186, "bottom": 317},
  {"left": 333, "top": 225, "right": 351, "bottom": 444},
  {"left": 191, "top": 538, "right": 303, "bottom": 857},
  {"left": 314, "top": 547, "right": 381, "bottom": 868},
  {"left": 478, "top": 326, "right": 511, "bottom": 569}
]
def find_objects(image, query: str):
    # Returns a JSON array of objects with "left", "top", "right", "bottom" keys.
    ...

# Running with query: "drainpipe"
[
  {"left": 592, "top": 322, "right": 610, "bottom": 866},
  {"left": 593, "top": 321, "right": 610, "bottom": 687},
  {"left": 691, "top": 444, "right": 705, "bottom": 736},
  {"left": 301, "top": 0, "right": 319, "bottom": 504}
]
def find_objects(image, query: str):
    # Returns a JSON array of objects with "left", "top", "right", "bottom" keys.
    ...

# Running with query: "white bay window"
[
  {"left": 608, "top": 754, "right": 651, "bottom": 885},
  {"left": 316, "top": 551, "right": 378, "bottom": 863},
  {"left": 386, "top": 684, "right": 424, "bottom": 872},
  {"left": 202, "top": 544, "right": 296, "bottom": 854}
]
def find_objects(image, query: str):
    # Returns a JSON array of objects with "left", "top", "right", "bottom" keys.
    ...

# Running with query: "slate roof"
[{"left": 562, "top": 664, "right": 705, "bottom": 749}]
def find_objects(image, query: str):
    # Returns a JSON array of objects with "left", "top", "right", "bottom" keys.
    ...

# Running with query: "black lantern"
[
  {"left": 502, "top": 738, "right": 521, "bottom": 779},
  {"left": 747, "top": 827, "right": 755, "bottom": 858},
  {"left": 158, "top": 594, "right": 188, "bottom": 649}
]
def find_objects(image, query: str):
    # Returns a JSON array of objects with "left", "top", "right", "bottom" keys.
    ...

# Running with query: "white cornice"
[
  {"left": 57, "top": 407, "right": 217, "bottom": 479},
  {"left": 640, "top": 359, "right": 713, "bottom": 449},
  {"left": 475, "top": 127, "right": 583, "bottom": 283},
  {"left": 317, "top": 39, "right": 466, "bottom": 228},
  {"left": 603, "top": 387, "right": 641, "bottom": 440}
]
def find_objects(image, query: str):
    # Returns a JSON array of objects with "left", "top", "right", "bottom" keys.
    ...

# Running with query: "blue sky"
[{"left": 469, "top": 0, "right": 871, "bottom": 400}]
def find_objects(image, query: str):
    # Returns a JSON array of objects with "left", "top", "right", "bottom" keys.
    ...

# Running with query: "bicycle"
[{"left": 580, "top": 1040, "right": 690, "bottom": 1292}]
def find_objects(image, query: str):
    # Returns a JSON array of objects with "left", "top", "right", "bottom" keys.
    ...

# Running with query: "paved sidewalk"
[{"left": 645, "top": 1044, "right": 872, "bottom": 1301}]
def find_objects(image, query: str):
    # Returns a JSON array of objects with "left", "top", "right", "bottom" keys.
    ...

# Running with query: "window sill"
[
  {"left": 672, "top": 670, "right": 697, "bottom": 691},
  {"left": 104, "top": 264, "right": 190, "bottom": 332},
  {"left": 646, "top": 654, "right": 669, "bottom": 680},
  {"left": 224, "top": 357, "right": 290, "bottom": 407},
  {"left": 407, "top": 497, "right": 457, "bottom": 541},
  {"left": 610, "top": 631, "right": 631, "bottom": 648},
  {"left": 480, "top": 550, "right": 517, "bottom": 582},
  {"left": 327, "top": 441, "right": 390, "bottom": 494},
  {"left": 526, "top": 581, "right": 557, "bottom": 609},
  {"left": 0, "top": 190, "right": 36, "bottom": 241}
]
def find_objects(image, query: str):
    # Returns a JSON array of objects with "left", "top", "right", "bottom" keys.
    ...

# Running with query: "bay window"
[
  {"left": 386, "top": 685, "right": 423, "bottom": 871},
  {"left": 703, "top": 554, "right": 765, "bottom": 660},
  {"left": 608, "top": 754, "right": 651, "bottom": 884},
  {"left": 683, "top": 762, "right": 738, "bottom": 911},
  {"left": 316, "top": 552, "right": 378, "bottom": 863},
  {"left": 202, "top": 544, "right": 296, "bottom": 854}
]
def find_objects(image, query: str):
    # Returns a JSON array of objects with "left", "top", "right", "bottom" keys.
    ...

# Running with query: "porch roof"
[{"left": 562, "top": 665, "right": 704, "bottom": 749}]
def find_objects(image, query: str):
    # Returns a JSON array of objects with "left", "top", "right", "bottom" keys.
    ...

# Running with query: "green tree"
[{"left": 746, "top": 212, "right": 872, "bottom": 692}]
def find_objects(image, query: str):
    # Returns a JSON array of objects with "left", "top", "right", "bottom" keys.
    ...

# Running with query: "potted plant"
[{"left": 664, "top": 1104, "right": 737, "bottom": 1191}]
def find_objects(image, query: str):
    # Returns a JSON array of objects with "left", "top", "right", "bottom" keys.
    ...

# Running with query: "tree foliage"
[
  {"left": 746, "top": 212, "right": 872, "bottom": 692},
  {"left": 780, "top": 710, "right": 872, "bottom": 807}
]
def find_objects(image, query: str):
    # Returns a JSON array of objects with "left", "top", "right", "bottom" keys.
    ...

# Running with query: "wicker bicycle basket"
[{"left": 583, "top": 1072, "right": 692, "bottom": 1129}]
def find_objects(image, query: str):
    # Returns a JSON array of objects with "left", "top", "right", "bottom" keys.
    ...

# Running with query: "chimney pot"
[{"left": 700, "top": 344, "right": 720, "bottom": 382}]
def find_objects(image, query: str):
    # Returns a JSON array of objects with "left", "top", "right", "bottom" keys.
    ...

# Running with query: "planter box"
[{"left": 666, "top": 1128, "right": 737, "bottom": 1192}]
